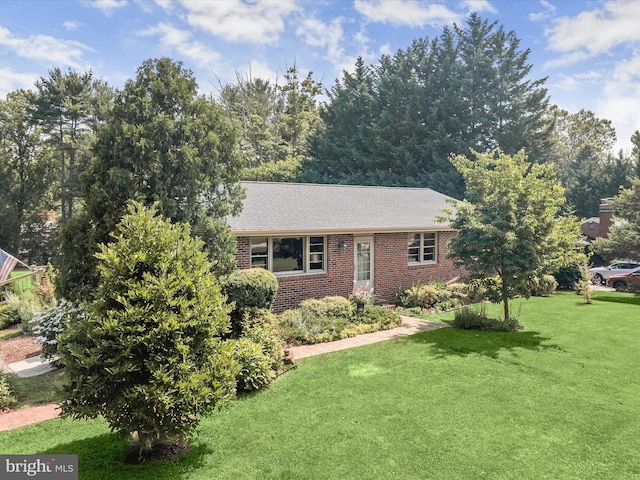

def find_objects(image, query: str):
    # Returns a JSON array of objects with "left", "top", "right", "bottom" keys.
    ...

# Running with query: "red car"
[{"left": 607, "top": 267, "right": 640, "bottom": 291}]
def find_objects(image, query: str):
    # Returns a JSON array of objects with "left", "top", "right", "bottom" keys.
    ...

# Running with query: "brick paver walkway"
[{"left": 0, "top": 316, "right": 447, "bottom": 431}]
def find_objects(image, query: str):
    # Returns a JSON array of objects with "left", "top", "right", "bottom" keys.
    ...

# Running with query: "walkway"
[{"left": 0, "top": 316, "right": 448, "bottom": 432}]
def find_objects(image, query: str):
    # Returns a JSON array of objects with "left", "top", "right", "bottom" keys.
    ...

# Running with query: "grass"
[
  {"left": 5, "top": 369, "right": 66, "bottom": 407},
  {"left": 1, "top": 291, "right": 640, "bottom": 479}
]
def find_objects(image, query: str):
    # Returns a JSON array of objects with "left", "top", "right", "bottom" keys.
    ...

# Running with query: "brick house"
[{"left": 227, "top": 182, "right": 463, "bottom": 312}]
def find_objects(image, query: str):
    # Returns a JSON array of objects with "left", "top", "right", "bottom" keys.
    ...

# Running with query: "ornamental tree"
[
  {"left": 443, "top": 149, "right": 583, "bottom": 320},
  {"left": 58, "top": 203, "right": 238, "bottom": 458}
]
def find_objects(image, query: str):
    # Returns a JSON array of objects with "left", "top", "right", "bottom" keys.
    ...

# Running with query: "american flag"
[{"left": 0, "top": 248, "right": 18, "bottom": 283}]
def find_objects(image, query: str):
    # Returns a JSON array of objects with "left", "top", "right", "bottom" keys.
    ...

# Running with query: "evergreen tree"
[
  {"left": 0, "top": 90, "right": 57, "bottom": 262},
  {"left": 300, "top": 14, "right": 551, "bottom": 198},
  {"left": 59, "top": 203, "right": 238, "bottom": 459},
  {"left": 56, "top": 58, "right": 244, "bottom": 301}
]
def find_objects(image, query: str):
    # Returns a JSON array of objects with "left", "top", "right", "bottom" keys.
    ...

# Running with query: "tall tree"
[
  {"left": 219, "top": 65, "right": 323, "bottom": 182},
  {"left": 547, "top": 107, "right": 624, "bottom": 217},
  {"left": 33, "top": 68, "right": 104, "bottom": 222},
  {"left": 593, "top": 177, "right": 640, "bottom": 260},
  {"left": 0, "top": 90, "right": 57, "bottom": 262},
  {"left": 443, "top": 149, "right": 583, "bottom": 320},
  {"left": 300, "top": 14, "right": 551, "bottom": 198},
  {"left": 56, "top": 58, "right": 244, "bottom": 301}
]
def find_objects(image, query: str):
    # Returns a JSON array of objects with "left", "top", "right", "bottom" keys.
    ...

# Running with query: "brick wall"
[{"left": 234, "top": 231, "right": 462, "bottom": 312}]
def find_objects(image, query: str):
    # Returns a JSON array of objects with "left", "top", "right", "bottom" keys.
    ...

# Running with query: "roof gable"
[{"left": 227, "top": 182, "right": 455, "bottom": 235}]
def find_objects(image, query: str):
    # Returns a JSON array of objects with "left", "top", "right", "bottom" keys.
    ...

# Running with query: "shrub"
[
  {"left": 32, "top": 301, "right": 85, "bottom": 360},
  {"left": 277, "top": 309, "right": 350, "bottom": 345},
  {"left": 396, "top": 282, "right": 456, "bottom": 310},
  {"left": 221, "top": 268, "right": 278, "bottom": 311},
  {"left": 553, "top": 265, "right": 583, "bottom": 290},
  {"left": 57, "top": 203, "right": 238, "bottom": 457},
  {"left": 241, "top": 309, "right": 285, "bottom": 373},
  {"left": 0, "top": 304, "right": 20, "bottom": 329},
  {"left": 298, "top": 296, "right": 353, "bottom": 318},
  {"left": 3, "top": 291, "right": 45, "bottom": 333},
  {"left": 530, "top": 274, "right": 558, "bottom": 297},
  {"left": 233, "top": 338, "right": 276, "bottom": 392},
  {"left": 0, "top": 374, "right": 16, "bottom": 411},
  {"left": 452, "top": 306, "right": 522, "bottom": 332},
  {"left": 357, "top": 305, "right": 401, "bottom": 328},
  {"left": 221, "top": 268, "right": 278, "bottom": 336}
]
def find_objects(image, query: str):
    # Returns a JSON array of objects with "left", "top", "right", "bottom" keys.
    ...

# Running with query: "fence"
[{"left": 0, "top": 267, "right": 46, "bottom": 305}]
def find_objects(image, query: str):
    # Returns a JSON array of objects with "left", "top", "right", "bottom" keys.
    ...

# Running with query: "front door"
[{"left": 354, "top": 236, "right": 373, "bottom": 290}]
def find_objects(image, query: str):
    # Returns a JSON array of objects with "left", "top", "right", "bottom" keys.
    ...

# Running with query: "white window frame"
[
  {"left": 408, "top": 232, "right": 437, "bottom": 264},
  {"left": 250, "top": 236, "right": 326, "bottom": 275}
]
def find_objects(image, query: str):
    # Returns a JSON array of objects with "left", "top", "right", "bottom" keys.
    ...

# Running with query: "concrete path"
[
  {"left": 3, "top": 355, "right": 57, "bottom": 378},
  {"left": 0, "top": 316, "right": 448, "bottom": 431}
]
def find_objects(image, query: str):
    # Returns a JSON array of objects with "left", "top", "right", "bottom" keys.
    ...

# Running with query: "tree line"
[{"left": 1, "top": 13, "right": 639, "bottom": 271}]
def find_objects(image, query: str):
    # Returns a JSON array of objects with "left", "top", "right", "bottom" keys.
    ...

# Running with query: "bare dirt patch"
[{"left": 0, "top": 330, "right": 41, "bottom": 364}]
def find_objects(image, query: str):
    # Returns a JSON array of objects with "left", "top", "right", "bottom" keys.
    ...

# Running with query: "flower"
[{"left": 350, "top": 281, "right": 374, "bottom": 305}]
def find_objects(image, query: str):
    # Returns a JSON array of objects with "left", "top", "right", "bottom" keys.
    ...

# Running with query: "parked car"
[
  {"left": 589, "top": 261, "right": 640, "bottom": 285},
  {"left": 606, "top": 267, "right": 640, "bottom": 291}
]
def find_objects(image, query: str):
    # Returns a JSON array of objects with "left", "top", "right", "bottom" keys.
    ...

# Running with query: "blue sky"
[{"left": 2, "top": 0, "right": 640, "bottom": 153}]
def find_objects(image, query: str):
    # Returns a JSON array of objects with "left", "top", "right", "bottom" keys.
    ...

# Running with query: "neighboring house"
[
  {"left": 580, "top": 198, "right": 614, "bottom": 241},
  {"left": 227, "top": 182, "right": 463, "bottom": 312}
]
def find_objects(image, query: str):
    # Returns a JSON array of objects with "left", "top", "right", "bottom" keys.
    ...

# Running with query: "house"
[
  {"left": 227, "top": 182, "right": 463, "bottom": 312},
  {"left": 580, "top": 198, "right": 614, "bottom": 241}
]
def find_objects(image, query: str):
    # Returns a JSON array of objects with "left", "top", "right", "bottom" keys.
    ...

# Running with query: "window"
[
  {"left": 408, "top": 233, "right": 437, "bottom": 264},
  {"left": 250, "top": 236, "right": 325, "bottom": 274}
]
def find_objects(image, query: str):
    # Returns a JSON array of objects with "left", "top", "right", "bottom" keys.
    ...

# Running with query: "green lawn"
[{"left": 1, "top": 291, "right": 639, "bottom": 479}]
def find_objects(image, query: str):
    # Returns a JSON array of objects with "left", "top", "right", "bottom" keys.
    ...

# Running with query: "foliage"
[
  {"left": 57, "top": 203, "right": 238, "bottom": 457},
  {"left": 451, "top": 306, "right": 522, "bottom": 332},
  {"left": 0, "top": 374, "right": 16, "bottom": 411},
  {"left": 443, "top": 149, "right": 584, "bottom": 319},
  {"left": 233, "top": 338, "right": 276, "bottom": 392},
  {"left": 240, "top": 310, "right": 285, "bottom": 373},
  {"left": 277, "top": 298, "right": 400, "bottom": 345},
  {"left": 220, "top": 268, "right": 278, "bottom": 336},
  {"left": 0, "top": 90, "right": 58, "bottom": 264},
  {"left": 299, "top": 296, "right": 354, "bottom": 318},
  {"left": 0, "top": 304, "right": 19, "bottom": 329},
  {"left": 56, "top": 57, "right": 244, "bottom": 302},
  {"left": 396, "top": 281, "right": 473, "bottom": 312},
  {"left": 553, "top": 264, "right": 583, "bottom": 290},
  {"left": 547, "top": 107, "right": 629, "bottom": 218},
  {"left": 529, "top": 274, "right": 558, "bottom": 297},
  {"left": 3, "top": 291, "right": 47, "bottom": 333},
  {"left": 593, "top": 177, "right": 640, "bottom": 260},
  {"left": 300, "top": 14, "right": 552, "bottom": 198},
  {"left": 219, "top": 65, "right": 323, "bottom": 176},
  {"left": 32, "top": 300, "right": 84, "bottom": 360}
]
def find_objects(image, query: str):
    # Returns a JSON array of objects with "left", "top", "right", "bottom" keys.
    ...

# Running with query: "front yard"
[{"left": 1, "top": 291, "right": 639, "bottom": 479}]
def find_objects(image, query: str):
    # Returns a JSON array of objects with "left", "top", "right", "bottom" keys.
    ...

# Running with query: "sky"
[{"left": 2, "top": 0, "right": 640, "bottom": 154}]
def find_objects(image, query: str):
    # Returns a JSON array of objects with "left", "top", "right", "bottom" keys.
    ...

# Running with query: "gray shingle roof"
[{"left": 227, "top": 182, "right": 455, "bottom": 235}]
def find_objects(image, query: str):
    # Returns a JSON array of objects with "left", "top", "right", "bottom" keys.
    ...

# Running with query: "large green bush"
[
  {"left": 0, "top": 374, "right": 16, "bottom": 411},
  {"left": 529, "top": 274, "right": 558, "bottom": 297},
  {"left": 298, "top": 296, "right": 353, "bottom": 318},
  {"left": 58, "top": 203, "right": 239, "bottom": 458},
  {"left": 221, "top": 268, "right": 278, "bottom": 336}
]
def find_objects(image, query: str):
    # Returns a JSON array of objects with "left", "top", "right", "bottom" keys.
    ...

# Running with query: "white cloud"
[
  {"left": 0, "top": 26, "right": 93, "bottom": 70},
  {"left": 179, "top": 0, "right": 299, "bottom": 44},
  {"left": 529, "top": 0, "right": 556, "bottom": 22},
  {"left": 63, "top": 21, "right": 81, "bottom": 31},
  {"left": 0, "top": 67, "right": 39, "bottom": 98},
  {"left": 354, "top": 0, "right": 462, "bottom": 27},
  {"left": 547, "top": 0, "right": 640, "bottom": 55},
  {"left": 86, "top": 0, "right": 128, "bottom": 14},
  {"left": 137, "top": 23, "right": 221, "bottom": 69},
  {"left": 460, "top": 0, "right": 497, "bottom": 14},
  {"left": 599, "top": 52, "right": 640, "bottom": 150},
  {"left": 549, "top": 71, "right": 602, "bottom": 92},
  {"left": 296, "top": 16, "right": 344, "bottom": 66}
]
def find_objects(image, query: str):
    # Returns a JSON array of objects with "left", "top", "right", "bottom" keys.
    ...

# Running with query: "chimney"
[{"left": 598, "top": 199, "right": 614, "bottom": 238}]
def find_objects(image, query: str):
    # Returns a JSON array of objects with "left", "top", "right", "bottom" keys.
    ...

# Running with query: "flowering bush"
[
  {"left": 350, "top": 282, "right": 375, "bottom": 306},
  {"left": 31, "top": 300, "right": 86, "bottom": 360}
]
